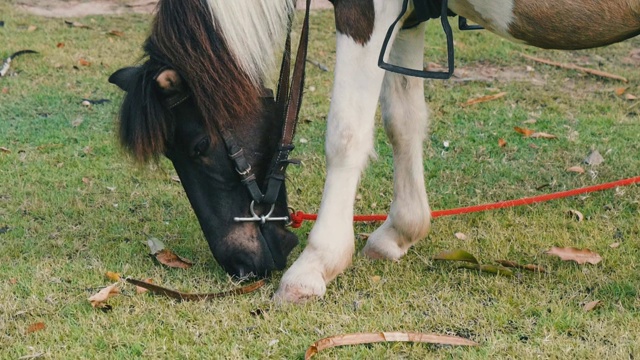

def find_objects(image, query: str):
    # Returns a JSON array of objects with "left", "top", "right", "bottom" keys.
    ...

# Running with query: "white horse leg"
[
  {"left": 275, "top": 0, "right": 404, "bottom": 302},
  {"left": 363, "top": 23, "right": 431, "bottom": 260}
]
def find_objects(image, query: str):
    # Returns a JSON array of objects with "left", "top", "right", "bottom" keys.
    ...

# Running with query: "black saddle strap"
[{"left": 378, "top": 0, "right": 482, "bottom": 79}]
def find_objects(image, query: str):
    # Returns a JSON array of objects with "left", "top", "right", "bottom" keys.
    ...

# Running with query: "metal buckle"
[
  {"left": 236, "top": 164, "right": 252, "bottom": 176},
  {"left": 233, "top": 201, "right": 290, "bottom": 224}
]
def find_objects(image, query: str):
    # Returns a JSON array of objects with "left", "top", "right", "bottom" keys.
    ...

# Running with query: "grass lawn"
[{"left": 1, "top": 3, "right": 639, "bottom": 359}]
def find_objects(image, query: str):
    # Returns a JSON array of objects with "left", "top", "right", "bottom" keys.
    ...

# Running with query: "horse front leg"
[
  {"left": 363, "top": 23, "right": 431, "bottom": 260},
  {"left": 275, "top": 0, "right": 404, "bottom": 302}
]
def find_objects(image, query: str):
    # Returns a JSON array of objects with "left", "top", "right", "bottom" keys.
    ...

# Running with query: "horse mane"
[{"left": 118, "top": 0, "right": 293, "bottom": 162}]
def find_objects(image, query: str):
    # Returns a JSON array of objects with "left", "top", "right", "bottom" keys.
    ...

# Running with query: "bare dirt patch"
[{"left": 17, "top": 0, "right": 333, "bottom": 17}]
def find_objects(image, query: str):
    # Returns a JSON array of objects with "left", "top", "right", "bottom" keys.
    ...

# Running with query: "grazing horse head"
[{"left": 109, "top": 0, "right": 298, "bottom": 278}]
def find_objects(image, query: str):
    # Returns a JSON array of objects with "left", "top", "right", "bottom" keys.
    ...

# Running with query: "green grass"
[{"left": 1, "top": 3, "right": 639, "bottom": 359}]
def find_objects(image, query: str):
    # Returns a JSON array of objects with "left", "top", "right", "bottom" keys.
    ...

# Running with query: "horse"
[{"left": 109, "top": 0, "right": 640, "bottom": 302}]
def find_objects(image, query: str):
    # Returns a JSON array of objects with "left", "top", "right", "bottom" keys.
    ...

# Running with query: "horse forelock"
[{"left": 148, "top": 0, "right": 271, "bottom": 140}]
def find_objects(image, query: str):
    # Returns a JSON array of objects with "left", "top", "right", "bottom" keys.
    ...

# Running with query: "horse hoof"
[
  {"left": 273, "top": 270, "right": 326, "bottom": 303},
  {"left": 362, "top": 224, "right": 408, "bottom": 261}
]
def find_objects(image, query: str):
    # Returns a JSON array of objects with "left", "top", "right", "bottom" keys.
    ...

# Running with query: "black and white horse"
[{"left": 109, "top": 0, "right": 640, "bottom": 302}]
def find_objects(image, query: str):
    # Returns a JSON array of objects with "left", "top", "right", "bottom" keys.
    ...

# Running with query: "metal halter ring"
[{"left": 233, "top": 201, "right": 290, "bottom": 224}]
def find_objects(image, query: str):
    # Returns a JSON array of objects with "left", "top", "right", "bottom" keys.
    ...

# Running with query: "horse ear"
[
  {"left": 155, "top": 69, "right": 184, "bottom": 93},
  {"left": 108, "top": 67, "right": 140, "bottom": 92}
]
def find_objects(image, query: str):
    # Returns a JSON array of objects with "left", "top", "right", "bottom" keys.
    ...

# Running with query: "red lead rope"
[{"left": 289, "top": 176, "right": 640, "bottom": 228}]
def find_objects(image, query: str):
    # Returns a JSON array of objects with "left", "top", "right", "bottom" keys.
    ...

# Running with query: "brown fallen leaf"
[
  {"left": 9, "top": 278, "right": 18, "bottom": 284},
  {"left": 614, "top": 87, "right": 627, "bottom": 96},
  {"left": 514, "top": 126, "right": 535, "bottom": 137},
  {"left": 583, "top": 300, "right": 601, "bottom": 312},
  {"left": 26, "top": 322, "right": 45, "bottom": 334},
  {"left": 498, "top": 138, "right": 507, "bottom": 147},
  {"left": 108, "top": 30, "right": 125, "bottom": 37},
  {"left": 88, "top": 283, "right": 120, "bottom": 308},
  {"left": 78, "top": 58, "right": 91, "bottom": 67},
  {"left": 56, "top": 42, "right": 65, "bottom": 48},
  {"left": 461, "top": 92, "right": 507, "bottom": 107},
  {"left": 567, "top": 166, "right": 585, "bottom": 174},
  {"left": 305, "top": 332, "right": 478, "bottom": 359},
  {"left": 610, "top": 242, "right": 620, "bottom": 249},
  {"left": 530, "top": 132, "right": 557, "bottom": 139},
  {"left": 522, "top": 119, "right": 537, "bottom": 124},
  {"left": 27, "top": 25, "right": 37, "bottom": 32},
  {"left": 125, "top": 277, "right": 265, "bottom": 301},
  {"left": 0, "top": 146, "right": 11, "bottom": 153},
  {"left": 545, "top": 246, "right": 602, "bottom": 265},
  {"left": 146, "top": 237, "right": 193, "bottom": 268},
  {"left": 155, "top": 249, "right": 193, "bottom": 269},
  {"left": 496, "top": 260, "right": 546, "bottom": 273},
  {"left": 433, "top": 249, "right": 479, "bottom": 264},
  {"left": 625, "top": 93, "right": 637, "bottom": 100},
  {"left": 105, "top": 271, "right": 121, "bottom": 282}
]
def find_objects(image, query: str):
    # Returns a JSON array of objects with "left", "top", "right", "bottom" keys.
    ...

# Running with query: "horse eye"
[{"left": 192, "top": 138, "right": 210, "bottom": 157}]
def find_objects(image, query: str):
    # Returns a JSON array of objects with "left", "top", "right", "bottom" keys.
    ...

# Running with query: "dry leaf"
[
  {"left": 65, "top": 20, "right": 91, "bottom": 29},
  {"left": 78, "top": 58, "right": 91, "bottom": 67},
  {"left": 461, "top": 92, "right": 507, "bottom": 107},
  {"left": 625, "top": 93, "right": 637, "bottom": 100},
  {"left": 108, "top": 30, "right": 125, "bottom": 37},
  {"left": 610, "top": 242, "right": 620, "bottom": 249},
  {"left": 26, "top": 322, "right": 45, "bottom": 334},
  {"left": 82, "top": 177, "right": 91, "bottom": 185},
  {"left": 458, "top": 263, "right": 514, "bottom": 276},
  {"left": 370, "top": 275, "right": 381, "bottom": 283},
  {"left": 27, "top": 25, "right": 37, "bottom": 32},
  {"left": 584, "top": 150, "right": 604, "bottom": 166},
  {"left": 105, "top": 271, "right": 121, "bottom": 282},
  {"left": 498, "top": 138, "right": 507, "bottom": 147},
  {"left": 71, "top": 117, "right": 84, "bottom": 127},
  {"left": 56, "top": 42, "right": 65, "bottom": 48},
  {"left": 155, "top": 249, "right": 193, "bottom": 269},
  {"left": 1, "top": 87, "right": 8, "bottom": 94},
  {"left": 9, "top": 278, "right": 18, "bottom": 284},
  {"left": 0, "top": 146, "right": 11, "bottom": 153},
  {"left": 433, "top": 249, "right": 479, "bottom": 264},
  {"left": 304, "top": 332, "right": 478, "bottom": 359},
  {"left": 88, "top": 283, "right": 120, "bottom": 308},
  {"left": 545, "top": 246, "right": 602, "bottom": 265},
  {"left": 496, "top": 260, "right": 546, "bottom": 273},
  {"left": 583, "top": 300, "right": 601, "bottom": 312},
  {"left": 136, "top": 278, "right": 153, "bottom": 294},
  {"left": 125, "top": 277, "right": 265, "bottom": 301},
  {"left": 454, "top": 232, "right": 468, "bottom": 240},
  {"left": 170, "top": 175, "right": 181, "bottom": 183},
  {"left": 147, "top": 237, "right": 166, "bottom": 255},
  {"left": 614, "top": 87, "right": 627, "bottom": 96},
  {"left": 522, "top": 119, "right": 537, "bottom": 124},
  {"left": 568, "top": 209, "right": 584, "bottom": 222},
  {"left": 567, "top": 166, "right": 585, "bottom": 174},
  {"left": 530, "top": 132, "right": 557, "bottom": 139},
  {"left": 514, "top": 126, "right": 535, "bottom": 137}
]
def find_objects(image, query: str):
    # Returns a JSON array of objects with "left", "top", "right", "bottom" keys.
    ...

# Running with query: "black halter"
[{"left": 161, "top": 0, "right": 311, "bottom": 224}]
